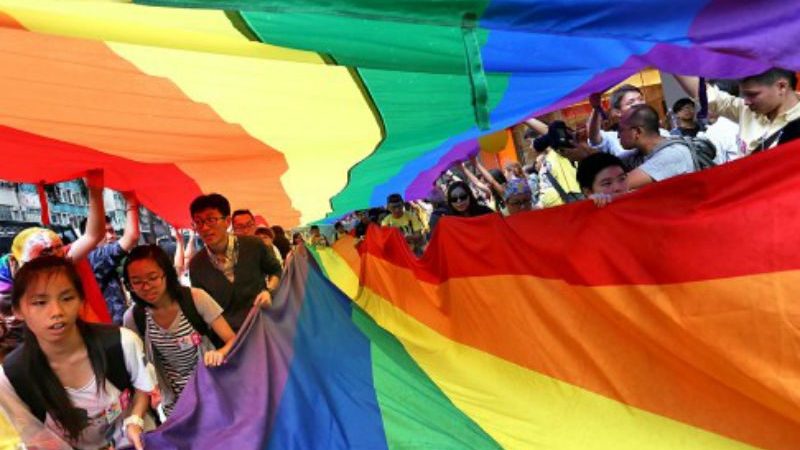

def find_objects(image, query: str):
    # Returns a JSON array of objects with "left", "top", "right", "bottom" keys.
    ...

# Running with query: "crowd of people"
[{"left": 0, "top": 67, "right": 798, "bottom": 449}]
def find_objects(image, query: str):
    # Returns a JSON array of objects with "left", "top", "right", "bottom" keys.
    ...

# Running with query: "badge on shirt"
[{"left": 176, "top": 331, "right": 202, "bottom": 350}]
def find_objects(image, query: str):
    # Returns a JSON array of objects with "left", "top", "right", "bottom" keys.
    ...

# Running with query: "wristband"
[{"left": 123, "top": 414, "right": 145, "bottom": 429}]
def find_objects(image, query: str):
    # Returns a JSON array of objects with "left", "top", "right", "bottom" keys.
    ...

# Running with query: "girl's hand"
[
  {"left": 204, "top": 350, "right": 226, "bottom": 367},
  {"left": 589, "top": 193, "right": 614, "bottom": 208}
]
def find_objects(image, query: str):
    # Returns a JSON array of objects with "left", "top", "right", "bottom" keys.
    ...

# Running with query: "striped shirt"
[{"left": 146, "top": 310, "right": 202, "bottom": 416}]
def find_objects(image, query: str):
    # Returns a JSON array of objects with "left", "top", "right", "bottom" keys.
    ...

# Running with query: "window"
[{"left": 0, "top": 205, "right": 12, "bottom": 221}]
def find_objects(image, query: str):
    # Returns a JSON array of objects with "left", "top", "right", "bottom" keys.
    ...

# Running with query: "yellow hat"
[{"left": 11, "top": 227, "right": 64, "bottom": 264}]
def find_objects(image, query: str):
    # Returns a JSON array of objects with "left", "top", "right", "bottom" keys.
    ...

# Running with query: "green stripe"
[
  {"left": 352, "top": 307, "right": 501, "bottom": 450},
  {"left": 135, "top": 0, "right": 509, "bottom": 215},
  {"left": 240, "top": 9, "right": 507, "bottom": 214}
]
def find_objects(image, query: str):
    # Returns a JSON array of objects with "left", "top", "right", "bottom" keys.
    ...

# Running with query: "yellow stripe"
[
  {"left": 356, "top": 286, "right": 756, "bottom": 450},
  {"left": 108, "top": 42, "right": 381, "bottom": 223},
  {"left": 0, "top": 0, "right": 320, "bottom": 63},
  {"left": 314, "top": 246, "right": 360, "bottom": 299},
  {"left": 317, "top": 246, "right": 757, "bottom": 450}
]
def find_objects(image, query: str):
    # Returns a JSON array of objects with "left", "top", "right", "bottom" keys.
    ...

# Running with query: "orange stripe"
[
  {"left": 0, "top": 28, "right": 299, "bottom": 226},
  {"left": 331, "top": 236, "right": 362, "bottom": 275},
  {"left": 361, "top": 254, "right": 800, "bottom": 450}
]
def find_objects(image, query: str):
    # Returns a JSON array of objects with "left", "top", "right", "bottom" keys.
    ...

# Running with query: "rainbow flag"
[
  {"left": 140, "top": 140, "right": 800, "bottom": 449},
  {"left": 0, "top": 0, "right": 798, "bottom": 225}
]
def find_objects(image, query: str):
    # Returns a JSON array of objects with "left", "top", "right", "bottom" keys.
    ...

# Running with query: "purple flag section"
[{"left": 142, "top": 255, "right": 307, "bottom": 449}]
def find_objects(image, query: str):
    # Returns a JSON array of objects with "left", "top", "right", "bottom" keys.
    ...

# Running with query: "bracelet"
[{"left": 123, "top": 414, "right": 145, "bottom": 429}]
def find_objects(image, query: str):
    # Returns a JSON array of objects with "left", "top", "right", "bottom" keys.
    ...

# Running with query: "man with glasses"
[
  {"left": 187, "top": 194, "right": 281, "bottom": 331},
  {"left": 231, "top": 209, "right": 257, "bottom": 236},
  {"left": 670, "top": 98, "right": 704, "bottom": 138},
  {"left": 618, "top": 104, "right": 696, "bottom": 190}
]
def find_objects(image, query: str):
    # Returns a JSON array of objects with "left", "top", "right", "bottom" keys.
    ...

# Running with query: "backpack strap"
[
  {"left": 2, "top": 324, "right": 132, "bottom": 424},
  {"left": 544, "top": 171, "right": 583, "bottom": 204},
  {"left": 754, "top": 116, "right": 800, "bottom": 152},
  {"left": 90, "top": 323, "right": 133, "bottom": 394},
  {"left": 132, "top": 304, "right": 147, "bottom": 339},
  {"left": 3, "top": 344, "right": 47, "bottom": 422},
  {"left": 177, "top": 287, "right": 224, "bottom": 349}
]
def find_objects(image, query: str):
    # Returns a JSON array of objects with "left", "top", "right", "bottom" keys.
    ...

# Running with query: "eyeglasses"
[
  {"left": 449, "top": 194, "right": 469, "bottom": 203},
  {"left": 191, "top": 216, "right": 226, "bottom": 229},
  {"left": 233, "top": 221, "right": 255, "bottom": 231},
  {"left": 129, "top": 273, "right": 165, "bottom": 289}
]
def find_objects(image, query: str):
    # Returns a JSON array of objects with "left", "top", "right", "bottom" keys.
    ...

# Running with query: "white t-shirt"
[
  {"left": 702, "top": 116, "right": 742, "bottom": 164},
  {"left": 0, "top": 328, "right": 155, "bottom": 450}
]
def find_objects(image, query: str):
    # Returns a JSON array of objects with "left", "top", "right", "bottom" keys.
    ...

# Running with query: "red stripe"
[
  {"left": 364, "top": 139, "right": 800, "bottom": 285},
  {"left": 0, "top": 125, "right": 201, "bottom": 226}
]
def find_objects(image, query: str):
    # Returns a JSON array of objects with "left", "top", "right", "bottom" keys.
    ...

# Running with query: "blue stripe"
[{"left": 267, "top": 257, "right": 388, "bottom": 450}]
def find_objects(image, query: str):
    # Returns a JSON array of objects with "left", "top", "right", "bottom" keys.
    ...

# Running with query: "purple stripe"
[
  {"left": 689, "top": 0, "right": 800, "bottom": 70},
  {"left": 143, "top": 261, "right": 308, "bottom": 449},
  {"left": 405, "top": 41, "right": 781, "bottom": 198}
]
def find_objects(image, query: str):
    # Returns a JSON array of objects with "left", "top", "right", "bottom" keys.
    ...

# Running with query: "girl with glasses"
[{"left": 122, "top": 245, "right": 236, "bottom": 419}]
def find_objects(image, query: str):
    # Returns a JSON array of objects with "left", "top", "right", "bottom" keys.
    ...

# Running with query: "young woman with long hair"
[
  {"left": 122, "top": 245, "right": 236, "bottom": 418},
  {"left": 0, "top": 256, "right": 154, "bottom": 449}
]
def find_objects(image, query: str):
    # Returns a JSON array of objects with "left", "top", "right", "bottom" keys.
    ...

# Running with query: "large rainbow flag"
[
  {"left": 134, "top": 140, "right": 800, "bottom": 449},
  {"left": 0, "top": 0, "right": 798, "bottom": 226}
]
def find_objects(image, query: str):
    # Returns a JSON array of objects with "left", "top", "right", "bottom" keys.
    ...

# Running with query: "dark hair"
[
  {"left": 78, "top": 215, "right": 112, "bottom": 234},
  {"left": 292, "top": 232, "right": 304, "bottom": 243},
  {"left": 334, "top": 221, "right": 344, "bottom": 230},
  {"left": 271, "top": 226, "right": 292, "bottom": 259},
  {"left": 624, "top": 104, "right": 661, "bottom": 135},
  {"left": 610, "top": 84, "right": 643, "bottom": 110},
  {"left": 122, "top": 245, "right": 182, "bottom": 308},
  {"left": 672, "top": 97, "right": 695, "bottom": 114},
  {"left": 576, "top": 153, "right": 626, "bottom": 190},
  {"left": 445, "top": 181, "right": 484, "bottom": 217},
  {"left": 310, "top": 225, "right": 320, "bottom": 231},
  {"left": 741, "top": 68, "right": 797, "bottom": 89},
  {"left": 190, "top": 193, "right": 231, "bottom": 217},
  {"left": 255, "top": 227, "right": 275, "bottom": 239},
  {"left": 11, "top": 256, "right": 110, "bottom": 442},
  {"left": 231, "top": 209, "right": 254, "bottom": 221},
  {"left": 386, "top": 193, "right": 403, "bottom": 205}
]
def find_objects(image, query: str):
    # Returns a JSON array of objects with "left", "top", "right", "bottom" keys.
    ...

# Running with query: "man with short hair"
[
  {"left": 670, "top": 98, "right": 703, "bottom": 137},
  {"left": 676, "top": 69, "right": 800, "bottom": 153},
  {"left": 381, "top": 193, "right": 425, "bottom": 254},
  {"left": 188, "top": 194, "right": 281, "bottom": 331},
  {"left": 231, "top": 209, "right": 257, "bottom": 237},
  {"left": 618, "top": 104, "right": 696, "bottom": 190},
  {"left": 81, "top": 192, "right": 140, "bottom": 325},
  {"left": 586, "top": 84, "right": 670, "bottom": 160}
]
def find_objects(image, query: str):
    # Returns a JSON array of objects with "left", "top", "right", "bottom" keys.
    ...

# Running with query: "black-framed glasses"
[
  {"left": 233, "top": 221, "right": 255, "bottom": 231},
  {"left": 192, "top": 216, "right": 226, "bottom": 229},
  {"left": 449, "top": 194, "right": 469, "bottom": 203},
  {"left": 129, "top": 273, "right": 165, "bottom": 289}
]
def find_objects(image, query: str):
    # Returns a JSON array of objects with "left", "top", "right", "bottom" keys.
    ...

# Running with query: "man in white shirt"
[{"left": 586, "top": 84, "right": 670, "bottom": 162}]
